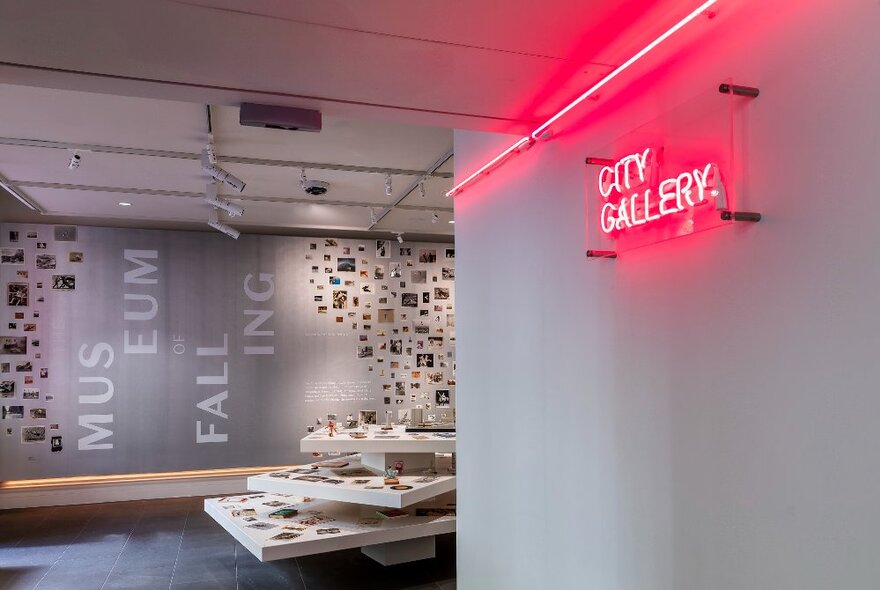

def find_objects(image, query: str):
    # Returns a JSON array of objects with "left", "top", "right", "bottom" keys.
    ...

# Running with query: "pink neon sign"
[{"left": 598, "top": 148, "right": 726, "bottom": 236}]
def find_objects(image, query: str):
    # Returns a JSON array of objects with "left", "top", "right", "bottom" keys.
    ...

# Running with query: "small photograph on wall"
[
  {"left": 17, "top": 362, "right": 32, "bottom": 373},
  {"left": 35, "top": 254, "right": 56, "bottom": 270},
  {"left": 332, "top": 290, "right": 348, "bottom": 309},
  {"left": 7, "top": 283, "right": 28, "bottom": 306},
  {"left": 416, "top": 353, "right": 434, "bottom": 368},
  {"left": 413, "top": 323, "right": 429, "bottom": 334},
  {"left": 0, "top": 336, "right": 26, "bottom": 355},
  {"left": 337, "top": 258, "right": 356, "bottom": 272},
  {"left": 376, "top": 240, "right": 390, "bottom": 259},
  {"left": 357, "top": 345, "right": 374, "bottom": 359},
  {"left": 401, "top": 293, "right": 418, "bottom": 307},
  {"left": 426, "top": 371, "right": 443, "bottom": 384},
  {"left": 389, "top": 263, "right": 402, "bottom": 278},
  {"left": 51, "top": 275, "right": 76, "bottom": 290},
  {"left": 22, "top": 388, "right": 38, "bottom": 400},
  {"left": 30, "top": 408, "right": 46, "bottom": 419},
  {"left": 374, "top": 265, "right": 385, "bottom": 280},
  {"left": 358, "top": 410, "right": 377, "bottom": 425},
  {"left": 428, "top": 337, "right": 443, "bottom": 349},
  {"left": 378, "top": 309, "right": 395, "bottom": 323},
  {"left": 442, "top": 267, "right": 455, "bottom": 280},
  {"left": 445, "top": 248, "right": 455, "bottom": 259},
  {"left": 69, "top": 252, "right": 84, "bottom": 263},
  {"left": 434, "top": 287, "right": 450, "bottom": 300},
  {"left": 0, "top": 381, "right": 14, "bottom": 398},
  {"left": 418, "top": 249, "right": 437, "bottom": 264},
  {"left": 21, "top": 426, "right": 45, "bottom": 443},
  {"left": 8, "top": 231, "right": 19, "bottom": 243},
  {"left": 411, "top": 270, "right": 427, "bottom": 284},
  {"left": 390, "top": 339, "right": 402, "bottom": 355},
  {"left": 1, "top": 248, "right": 24, "bottom": 265},
  {"left": 0, "top": 363, "right": 9, "bottom": 373},
  {"left": 435, "top": 389, "right": 450, "bottom": 407},
  {"left": 325, "top": 239, "right": 338, "bottom": 248},
  {"left": 395, "top": 382, "right": 405, "bottom": 396},
  {"left": 1, "top": 405, "right": 24, "bottom": 418}
]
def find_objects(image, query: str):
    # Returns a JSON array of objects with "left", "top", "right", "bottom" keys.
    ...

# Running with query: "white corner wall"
[{"left": 455, "top": 1, "right": 880, "bottom": 588}]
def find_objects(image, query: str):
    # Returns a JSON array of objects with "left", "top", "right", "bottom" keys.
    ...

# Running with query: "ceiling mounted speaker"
[{"left": 239, "top": 103, "right": 322, "bottom": 133}]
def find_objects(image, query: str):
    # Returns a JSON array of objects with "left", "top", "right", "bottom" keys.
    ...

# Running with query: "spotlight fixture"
[
  {"left": 431, "top": 212, "right": 439, "bottom": 224},
  {"left": 118, "top": 202, "right": 132, "bottom": 207},
  {"left": 201, "top": 147, "right": 246, "bottom": 193},
  {"left": 68, "top": 150, "right": 81, "bottom": 170},
  {"left": 448, "top": 220, "right": 455, "bottom": 224},
  {"left": 418, "top": 181, "right": 426, "bottom": 198},
  {"left": 207, "top": 209, "right": 240, "bottom": 240},
  {"left": 370, "top": 208, "right": 378, "bottom": 225},
  {"left": 394, "top": 232, "right": 404, "bottom": 244},
  {"left": 205, "top": 183, "right": 244, "bottom": 217},
  {"left": 385, "top": 174, "right": 393, "bottom": 196}
]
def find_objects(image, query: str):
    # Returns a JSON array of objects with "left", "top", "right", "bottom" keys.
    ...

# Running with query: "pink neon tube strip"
[{"left": 447, "top": 0, "right": 720, "bottom": 197}]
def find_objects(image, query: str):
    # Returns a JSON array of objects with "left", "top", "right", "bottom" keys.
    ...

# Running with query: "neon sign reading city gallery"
[{"left": 598, "top": 148, "right": 726, "bottom": 235}]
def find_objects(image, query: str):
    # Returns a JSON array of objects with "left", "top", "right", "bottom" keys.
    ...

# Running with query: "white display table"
[
  {"left": 205, "top": 424, "right": 456, "bottom": 565},
  {"left": 301, "top": 425, "right": 455, "bottom": 472},
  {"left": 248, "top": 454, "right": 456, "bottom": 509},
  {"left": 204, "top": 492, "right": 455, "bottom": 563}
]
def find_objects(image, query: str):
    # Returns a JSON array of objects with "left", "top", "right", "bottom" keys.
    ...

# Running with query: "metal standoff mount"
[
  {"left": 720, "top": 210, "right": 762, "bottom": 222},
  {"left": 718, "top": 83, "right": 760, "bottom": 98},
  {"left": 585, "top": 250, "right": 618, "bottom": 259}
]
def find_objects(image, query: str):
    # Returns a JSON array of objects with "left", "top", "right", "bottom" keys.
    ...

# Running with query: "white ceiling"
[
  {"left": 0, "top": 0, "right": 703, "bottom": 237},
  {"left": 0, "top": 84, "right": 455, "bottom": 237}
]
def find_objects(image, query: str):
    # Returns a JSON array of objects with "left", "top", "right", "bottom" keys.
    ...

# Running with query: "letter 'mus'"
[{"left": 78, "top": 414, "right": 113, "bottom": 450}]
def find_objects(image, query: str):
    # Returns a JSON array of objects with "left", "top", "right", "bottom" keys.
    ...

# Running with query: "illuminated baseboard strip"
[{"left": 1, "top": 466, "right": 287, "bottom": 490}]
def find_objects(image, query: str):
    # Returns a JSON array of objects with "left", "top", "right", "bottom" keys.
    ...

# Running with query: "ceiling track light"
[
  {"left": 431, "top": 211, "right": 439, "bottom": 224},
  {"left": 394, "top": 232, "right": 404, "bottom": 244},
  {"left": 445, "top": 0, "right": 720, "bottom": 197},
  {"left": 207, "top": 209, "right": 241, "bottom": 240},
  {"left": 385, "top": 174, "right": 393, "bottom": 196},
  {"left": 68, "top": 150, "right": 82, "bottom": 170},
  {"left": 418, "top": 181, "right": 426, "bottom": 198},
  {"left": 201, "top": 147, "right": 246, "bottom": 193},
  {"left": 205, "top": 182, "right": 244, "bottom": 217},
  {"left": 370, "top": 208, "right": 378, "bottom": 225}
]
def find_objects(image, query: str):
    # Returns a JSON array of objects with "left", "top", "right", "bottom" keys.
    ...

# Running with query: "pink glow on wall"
[{"left": 446, "top": 0, "right": 721, "bottom": 198}]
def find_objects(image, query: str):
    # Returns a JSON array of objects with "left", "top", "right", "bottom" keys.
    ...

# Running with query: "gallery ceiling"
[
  {"left": 0, "top": 84, "right": 455, "bottom": 239},
  {"left": 0, "top": 0, "right": 711, "bottom": 238}
]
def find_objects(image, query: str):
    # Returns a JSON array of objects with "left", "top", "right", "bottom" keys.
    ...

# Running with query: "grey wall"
[
  {"left": 455, "top": 1, "right": 880, "bottom": 588},
  {"left": 0, "top": 224, "right": 455, "bottom": 479}
]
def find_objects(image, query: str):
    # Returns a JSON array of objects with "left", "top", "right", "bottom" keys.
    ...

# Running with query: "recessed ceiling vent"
[{"left": 239, "top": 103, "right": 322, "bottom": 133}]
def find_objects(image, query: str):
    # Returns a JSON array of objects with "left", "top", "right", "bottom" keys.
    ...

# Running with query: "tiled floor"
[{"left": 0, "top": 496, "right": 456, "bottom": 590}]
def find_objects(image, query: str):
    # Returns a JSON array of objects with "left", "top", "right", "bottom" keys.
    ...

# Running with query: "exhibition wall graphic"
[{"left": 0, "top": 224, "right": 455, "bottom": 480}]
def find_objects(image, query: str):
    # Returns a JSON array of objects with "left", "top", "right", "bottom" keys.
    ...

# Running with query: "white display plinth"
[
  {"left": 204, "top": 493, "right": 455, "bottom": 562},
  {"left": 248, "top": 454, "right": 456, "bottom": 509},
  {"left": 361, "top": 535, "right": 436, "bottom": 565},
  {"left": 301, "top": 425, "right": 456, "bottom": 455}
]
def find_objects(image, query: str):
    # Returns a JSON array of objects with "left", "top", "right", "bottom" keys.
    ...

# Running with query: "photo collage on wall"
[
  {"left": 0, "top": 227, "right": 82, "bottom": 453},
  {"left": 307, "top": 238, "right": 455, "bottom": 425}
]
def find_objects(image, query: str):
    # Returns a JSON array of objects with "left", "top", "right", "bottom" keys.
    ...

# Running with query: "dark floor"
[{"left": 0, "top": 496, "right": 456, "bottom": 590}]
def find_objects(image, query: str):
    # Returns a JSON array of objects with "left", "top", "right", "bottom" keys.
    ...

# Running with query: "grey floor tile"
[
  {"left": 170, "top": 553, "right": 236, "bottom": 584},
  {"left": 0, "top": 566, "right": 52, "bottom": 590},
  {"left": 100, "top": 571, "right": 173, "bottom": 589},
  {"left": 170, "top": 580, "right": 238, "bottom": 590},
  {"left": 33, "top": 569, "right": 111, "bottom": 590}
]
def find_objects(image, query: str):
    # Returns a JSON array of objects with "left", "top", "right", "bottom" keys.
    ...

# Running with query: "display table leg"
[{"left": 361, "top": 535, "right": 436, "bottom": 565}]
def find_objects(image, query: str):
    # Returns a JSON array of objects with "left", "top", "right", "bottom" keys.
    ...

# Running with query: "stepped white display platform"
[
  {"left": 205, "top": 424, "right": 456, "bottom": 565},
  {"left": 204, "top": 492, "right": 456, "bottom": 563},
  {"left": 248, "top": 454, "right": 456, "bottom": 509},
  {"left": 301, "top": 425, "right": 455, "bottom": 472}
]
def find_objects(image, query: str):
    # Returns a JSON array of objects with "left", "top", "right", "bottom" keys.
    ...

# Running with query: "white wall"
[{"left": 455, "top": 1, "right": 880, "bottom": 588}]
